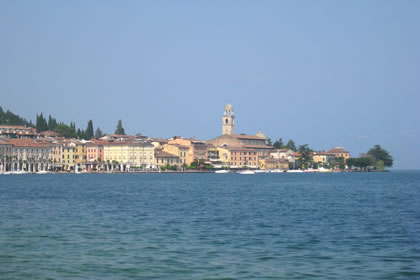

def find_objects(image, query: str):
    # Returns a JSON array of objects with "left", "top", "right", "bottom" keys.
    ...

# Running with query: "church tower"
[{"left": 222, "top": 104, "right": 235, "bottom": 135}]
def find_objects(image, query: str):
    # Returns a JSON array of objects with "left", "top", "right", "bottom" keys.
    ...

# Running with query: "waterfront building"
[
  {"left": 0, "top": 138, "right": 13, "bottom": 171},
  {"left": 228, "top": 147, "right": 259, "bottom": 168},
  {"left": 259, "top": 157, "right": 289, "bottom": 170},
  {"left": 85, "top": 140, "right": 106, "bottom": 171},
  {"left": 208, "top": 134, "right": 272, "bottom": 158},
  {"left": 162, "top": 143, "right": 188, "bottom": 165},
  {"left": 1, "top": 138, "right": 52, "bottom": 172},
  {"left": 270, "top": 148, "right": 296, "bottom": 166},
  {"left": 0, "top": 125, "right": 37, "bottom": 139},
  {"left": 73, "top": 141, "right": 87, "bottom": 171},
  {"left": 155, "top": 150, "right": 180, "bottom": 168},
  {"left": 168, "top": 137, "right": 209, "bottom": 165},
  {"left": 61, "top": 142, "right": 77, "bottom": 171},
  {"left": 312, "top": 152, "right": 336, "bottom": 165},
  {"left": 326, "top": 147, "right": 350, "bottom": 161},
  {"left": 216, "top": 147, "right": 231, "bottom": 166},
  {"left": 103, "top": 140, "right": 155, "bottom": 171}
]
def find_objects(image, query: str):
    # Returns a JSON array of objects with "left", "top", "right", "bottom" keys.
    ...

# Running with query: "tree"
[
  {"left": 298, "top": 144, "right": 313, "bottom": 169},
  {"left": 346, "top": 158, "right": 357, "bottom": 169},
  {"left": 53, "top": 123, "right": 76, "bottom": 138},
  {"left": 0, "top": 107, "right": 32, "bottom": 126},
  {"left": 95, "top": 127, "right": 103, "bottom": 139},
  {"left": 273, "top": 138, "right": 284, "bottom": 149},
  {"left": 336, "top": 156, "right": 345, "bottom": 170},
  {"left": 86, "top": 120, "right": 94, "bottom": 140},
  {"left": 47, "top": 115, "right": 57, "bottom": 131},
  {"left": 286, "top": 139, "right": 297, "bottom": 151},
  {"left": 357, "top": 157, "right": 374, "bottom": 171},
  {"left": 115, "top": 120, "right": 125, "bottom": 135},
  {"left": 36, "top": 113, "right": 48, "bottom": 132},
  {"left": 367, "top": 145, "right": 393, "bottom": 167}
]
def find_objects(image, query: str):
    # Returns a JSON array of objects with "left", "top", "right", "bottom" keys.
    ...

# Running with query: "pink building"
[{"left": 86, "top": 141, "right": 105, "bottom": 162}]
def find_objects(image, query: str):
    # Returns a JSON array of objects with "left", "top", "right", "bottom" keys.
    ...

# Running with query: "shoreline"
[{"left": 1, "top": 169, "right": 391, "bottom": 175}]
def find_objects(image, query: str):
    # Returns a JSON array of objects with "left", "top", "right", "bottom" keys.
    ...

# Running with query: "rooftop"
[{"left": 155, "top": 150, "right": 179, "bottom": 158}]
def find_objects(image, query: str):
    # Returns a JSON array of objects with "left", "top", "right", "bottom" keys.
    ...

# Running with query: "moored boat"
[{"left": 239, "top": 170, "right": 256, "bottom": 175}]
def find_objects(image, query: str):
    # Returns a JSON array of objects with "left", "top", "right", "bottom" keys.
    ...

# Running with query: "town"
[{"left": 0, "top": 104, "right": 391, "bottom": 174}]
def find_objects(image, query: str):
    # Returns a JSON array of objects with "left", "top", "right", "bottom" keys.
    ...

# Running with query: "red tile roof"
[{"left": 6, "top": 139, "right": 49, "bottom": 148}]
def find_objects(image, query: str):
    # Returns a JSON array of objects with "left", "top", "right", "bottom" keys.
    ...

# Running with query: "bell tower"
[{"left": 222, "top": 104, "right": 235, "bottom": 135}]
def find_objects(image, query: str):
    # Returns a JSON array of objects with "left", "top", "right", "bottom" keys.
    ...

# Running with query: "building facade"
[{"left": 103, "top": 141, "right": 155, "bottom": 170}]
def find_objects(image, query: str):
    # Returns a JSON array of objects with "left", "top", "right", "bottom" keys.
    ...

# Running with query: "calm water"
[{"left": 1, "top": 171, "right": 419, "bottom": 279}]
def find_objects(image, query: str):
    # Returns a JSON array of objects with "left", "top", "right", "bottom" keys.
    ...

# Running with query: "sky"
[{"left": 1, "top": 0, "right": 419, "bottom": 169}]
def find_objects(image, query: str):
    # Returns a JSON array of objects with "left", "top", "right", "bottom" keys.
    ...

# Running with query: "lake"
[{"left": 1, "top": 171, "right": 419, "bottom": 279}]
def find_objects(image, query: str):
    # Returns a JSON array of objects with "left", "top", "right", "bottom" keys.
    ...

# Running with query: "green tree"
[
  {"left": 336, "top": 156, "right": 345, "bottom": 170},
  {"left": 376, "top": 160, "right": 385, "bottom": 171},
  {"left": 273, "top": 138, "right": 284, "bottom": 149},
  {"left": 367, "top": 145, "right": 393, "bottom": 167},
  {"left": 47, "top": 115, "right": 57, "bottom": 131},
  {"left": 0, "top": 107, "right": 32, "bottom": 126},
  {"left": 53, "top": 123, "right": 76, "bottom": 138},
  {"left": 115, "top": 120, "right": 125, "bottom": 135},
  {"left": 357, "top": 157, "right": 374, "bottom": 171},
  {"left": 86, "top": 120, "right": 94, "bottom": 140},
  {"left": 95, "top": 127, "right": 103, "bottom": 139},
  {"left": 346, "top": 158, "right": 357, "bottom": 169},
  {"left": 36, "top": 113, "right": 48, "bottom": 132},
  {"left": 298, "top": 144, "right": 313, "bottom": 169},
  {"left": 286, "top": 139, "right": 297, "bottom": 151}
]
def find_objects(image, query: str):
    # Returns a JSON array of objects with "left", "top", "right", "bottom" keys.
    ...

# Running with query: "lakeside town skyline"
[{"left": 0, "top": 104, "right": 393, "bottom": 173}]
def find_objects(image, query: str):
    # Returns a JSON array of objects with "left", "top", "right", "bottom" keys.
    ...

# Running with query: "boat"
[
  {"left": 287, "top": 170, "right": 304, "bottom": 173},
  {"left": 270, "top": 169, "right": 284, "bottom": 173},
  {"left": 37, "top": 170, "right": 50, "bottom": 174},
  {"left": 215, "top": 170, "right": 230, "bottom": 174},
  {"left": 239, "top": 170, "right": 256, "bottom": 175}
]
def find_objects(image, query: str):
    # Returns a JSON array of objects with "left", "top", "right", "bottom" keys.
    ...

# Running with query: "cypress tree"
[
  {"left": 86, "top": 120, "right": 94, "bottom": 140},
  {"left": 114, "top": 120, "right": 125, "bottom": 135}
]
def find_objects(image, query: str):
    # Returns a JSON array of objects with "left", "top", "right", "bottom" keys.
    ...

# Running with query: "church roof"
[
  {"left": 224, "top": 104, "right": 233, "bottom": 111},
  {"left": 233, "top": 134, "right": 266, "bottom": 140}
]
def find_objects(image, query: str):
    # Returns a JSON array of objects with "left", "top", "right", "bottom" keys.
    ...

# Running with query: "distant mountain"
[{"left": 0, "top": 106, "right": 33, "bottom": 127}]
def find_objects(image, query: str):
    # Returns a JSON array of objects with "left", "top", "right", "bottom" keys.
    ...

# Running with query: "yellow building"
[
  {"left": 74, "top": 141, "right": 87, "bottom": 169},
  {"left": 162, "top": 144, "right": 188, "bottom": 165},
  {"left": 312, "top": 152, "right": 335, "bottom": 164},
  {"left": 155, "top": 150, "right": 180, "bottom": 168},
  {"left": 216, "top": 147, "right": 231, "bottom": 166},
  {"left": 62, "top": 143, "right": 76, "bottom": 171},
  {"left": 103, "top": 141, "right": 155, "bottom": 170}
]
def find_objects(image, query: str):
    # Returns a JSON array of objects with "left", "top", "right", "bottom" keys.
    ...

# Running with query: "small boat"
[
  {"left": 239, "top": 170, "right": 256, "bottom": 175},
  {"left": 37, "top": 170, "right": 50, "bottom": 174},
  {"left": 270, "top": 169, "right": 284, "bottom": 173},
  {"left": 215, "top": 170, "right": 230, "bottom": 174},
  {"left": 287, "top": 170, "right": 304, "bottom": 173}
]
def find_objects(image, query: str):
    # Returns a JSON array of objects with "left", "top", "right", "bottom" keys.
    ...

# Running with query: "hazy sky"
[{"left": 1, "top": 1, "right": 419, "bottom": 169}]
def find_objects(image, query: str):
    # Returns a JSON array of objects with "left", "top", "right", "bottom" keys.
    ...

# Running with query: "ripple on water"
[{"left": 0, "top": 172, "right": 419, "bottom": 279}]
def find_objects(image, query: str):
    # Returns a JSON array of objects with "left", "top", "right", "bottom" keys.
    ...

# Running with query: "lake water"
[{"left": 1, "top": 171, "right": 419, "bottom": 279}]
